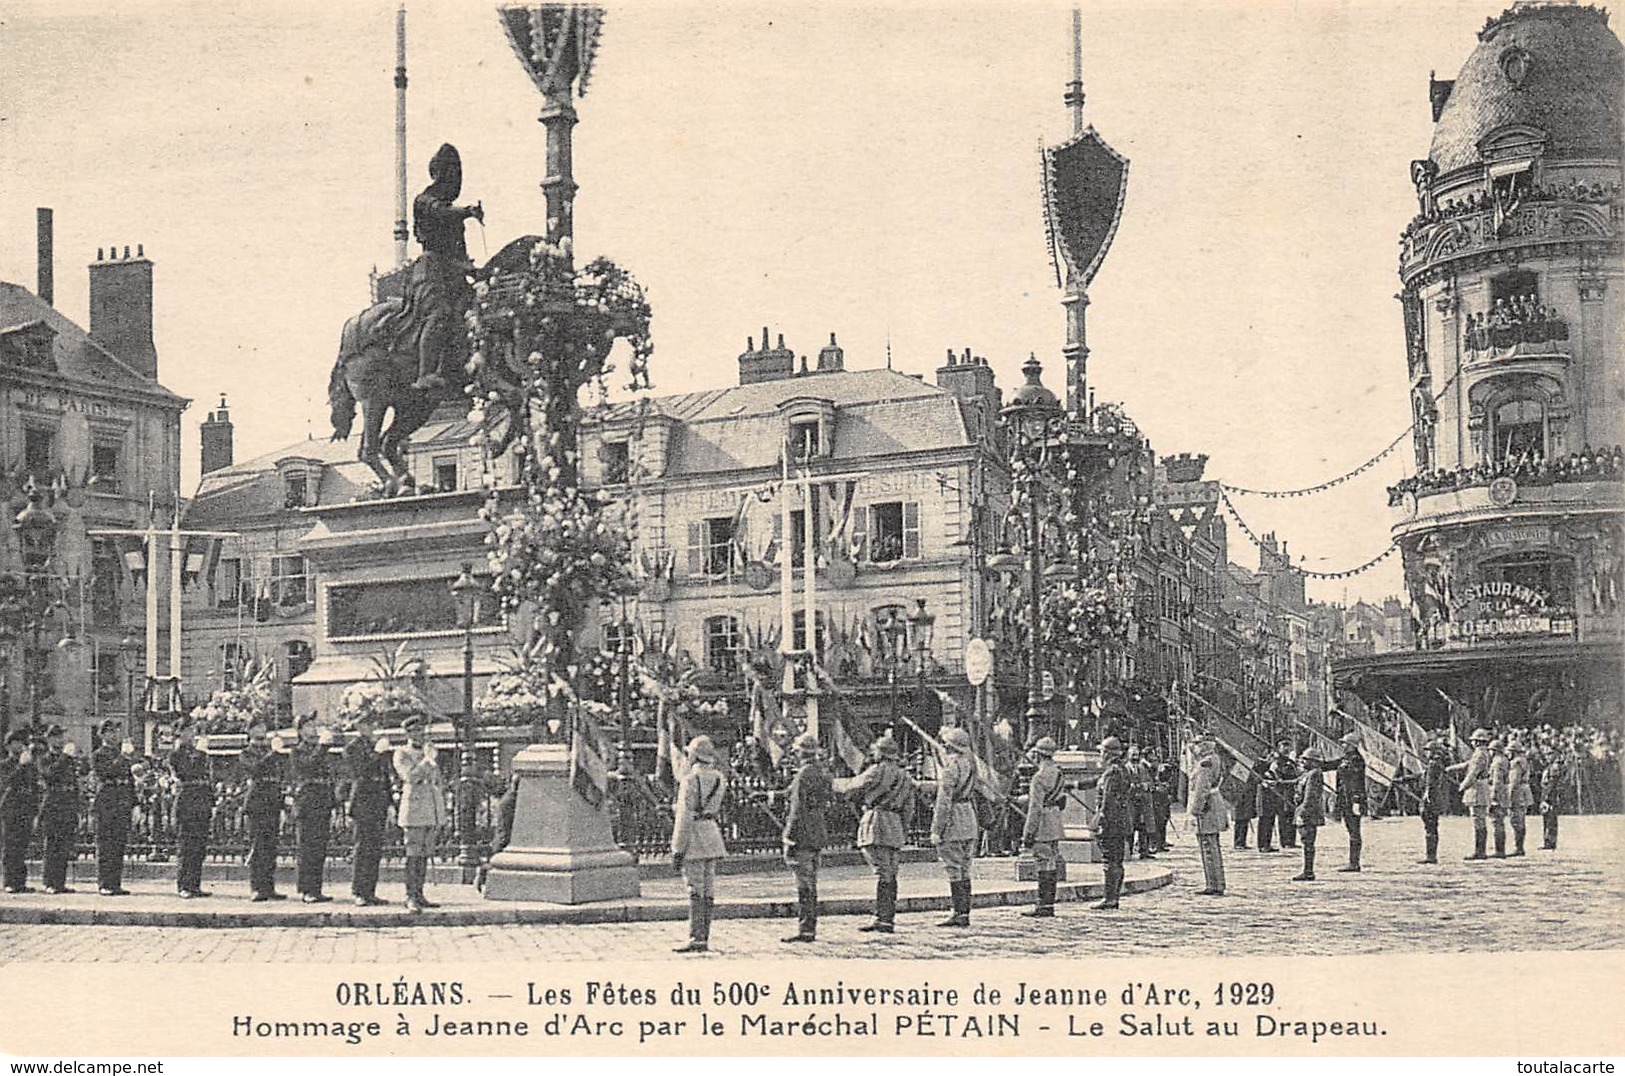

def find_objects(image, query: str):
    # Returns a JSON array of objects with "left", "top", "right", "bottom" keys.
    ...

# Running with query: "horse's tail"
[{"left": 329, "top": 317, "right": 358, "bottom": 441}]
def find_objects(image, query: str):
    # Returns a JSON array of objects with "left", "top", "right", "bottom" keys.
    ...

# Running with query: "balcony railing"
[{"left": 1389, "top": 447, "right": 1624, "bottom": 507}]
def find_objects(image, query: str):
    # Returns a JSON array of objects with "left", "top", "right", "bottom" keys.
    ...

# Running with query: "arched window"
[
  {"left": 705, "top": 615, "right": 741, "bottom": 675},
  {"left": 1491, "top": 398, "right": 1546, "bottom": 463}
]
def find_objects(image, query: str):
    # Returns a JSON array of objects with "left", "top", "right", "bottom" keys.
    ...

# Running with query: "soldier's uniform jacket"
[
  {"left": 1319, "top": 750, "right": 1368, "bottom": 821},
  {"left": 782, "top": 757, "right": 834, "bottom": 852},
  {"left": 168, "top": 743, "right": 215, "bottom": 833},
  {"left": 925, "top": 753, "right": 978, "bottom": 843},
  {"left": 0, "top": 756, "right": 40, "bottom": 820},
  {"left": 343, "top": 737, "right": 394, "bottom": 820},
  {"left": 1093, "top": 759, "right": 1133, "bottom": 838},
  {"left": 1538, "top": 757, "right": 1567, "bottom": 810},
  {"left": 35, "top": 749, "right": 81, "bottom": 823},
  {"left": 289, "top": 741, "right": 336, "bottom": 820},
  {"left": 237, "top": 743, "right": 286, "bottom": 821},
  {"left": 1420, "top": 745, "right": 1452, "bottom": 814},
  {"left": 833, "top": 759, "right": 914, "bottom": 849},
  {"left": 1021, "top": 757, "right": 1066, "bottom": 843},
  {"left": 392, "top": 744, "right": 446, "bottom": 829},
  {"left": 670, "top": 763, "right": 727, "bottom": 861},
  {"left": 1489, "top": 751, "right": 1511, "bottom": 809},
  {"left": 1507, "top": 753, "right": 1534, "bottom": 809},
  {"left": 1459, "top": 746, "right": 1493, "bottom": 806},
  {"left": 90, "top": 745, "right": 135, "bottom": 811},
  {"left": 1294, "top": 766, "right": 1327, "bottom": 828},
  {"left": 1186, "top": 756, "right": 1230, "bottom": 834},
  {"left": 1255, "top": 757, "right": 1283, "bottom": 817}
]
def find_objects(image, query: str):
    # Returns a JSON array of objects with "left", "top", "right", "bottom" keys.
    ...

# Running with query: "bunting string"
[{"left": 1219, "top": 488, "right": 1399, "bottom": 580}]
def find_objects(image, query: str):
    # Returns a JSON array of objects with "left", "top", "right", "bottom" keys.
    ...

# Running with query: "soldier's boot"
[
  {"left": 938, "top": 880, "right": 971, "bottom": 927},
  {"left": 1511, "top": 822, "right": 1526, "bottom": 856},
  {"left": 1292, "top": 845, "right": 1315, "bottom": 881},
  {"left": 674, "top": 895, "right": 709, "bottom": 953},
  {"left": 403, "top": 858, "right": 424, "bottom": 914},
  {"left": 1420, "top": 830, "right": 1438, "bottom": 864},
  {"left": 1023, "top": 872, "right": 1057, "bottom": 917},
  {"left": 1465, "top": 826, "right": 1487, "bottom": 860},
  {"left": 1339, "top": 843, "right": 1361, "bottom": 872},
  {"left": 784, "top": 883, "right": 817, "bottom": 942},
  {"left": 859, "top": 878, "right": 893, "bottom": 933},
  {"left": 1492, "top": 825, "right": 1507, "bottom": 859},
  {"left": 1093, "top": 865, "right": 1122, "bottom": 909}
]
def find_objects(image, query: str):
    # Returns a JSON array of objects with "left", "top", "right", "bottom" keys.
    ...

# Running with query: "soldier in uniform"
[
  {"left": 1290, "top": 744, "right": 1327, "bottom": 881},
  {"left": 1311, "top": 731, "right": 1368, "bottom": 872},
  {"left": 1018, "top": 736, "right": 1065, "bottom": 918},
  {"left": 90, "top": 719, "right": 135, "bottom": 896},
  {"left": 1150, "top": 753, "right": 1175, "bottom": 852},
  {"left": 1488, "top": 736, "right": 1512, "bottom": 858},
  {"left": 1091, "top": 736, "right": 1132, "bottom": 909},
  {"left": 35, "top": 725, "right": 81, "bottom": 895},
  {"left": 393, "top": 714, "right": 446, "bottom": 914},
  {"left": 671, "top": 735, "right": 727, "bottom": 953},
  {"left": 1, "top": 728, "right": 40, "bottom": 893},
  {"left": 1506, "top": 734, "right": 1533, "bottom": 857},
  {"left": 1231, "top": 756, "right": 1259, "bottom": 851},
  {"left": 1538, "top": 747, "right": 1566, "bottom": 851},
  {"left": 168, "top": 719, "right": 216, "bottom": 898},
  {"left": 289, "top": 714, "right": 336, "bottom": 903},
  {"left": 1254, "top": 743, "right": 1289, "bottom": 853},
  {"left": 238, "top": 719, "right": 288, "bottom": 901},
  {"left": 1186, "top": 734, "right": 1229, "bottom": 895},
  {"left": 833, "top": 734, "right": 914, "bottom": 934},
  {"left": 1126, "top": 744, "right": 1157, "bottom": 859},
  {"left": 1417, "top": 731, "right": 1453, "bottom": 864},
  {"left": 1271, "top": 740, "right": 1300, "bottom": 849},
  {"left": 920, "top": 725, "right": 979, "bottom": 928},
  {"left": 775, "top": 732, "right": 833, "bottom": 943},
  {"left": 343, "top": 711, "right": 393, "bottom": 906},
  {"left": 1456, "top": 728, "right": 1495, "bottom": 861}
]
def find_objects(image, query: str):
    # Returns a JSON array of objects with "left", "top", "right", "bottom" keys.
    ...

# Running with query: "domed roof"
[{"left": 1429, "top": 3, "right": 1623, "bottom": 175}]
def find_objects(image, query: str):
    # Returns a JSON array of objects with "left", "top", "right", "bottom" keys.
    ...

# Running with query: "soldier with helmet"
[
  {"left": 1488, "top": 736, "right": 1512, "bottom": 858},
  {"left": 834, "top": 733, "right": 915, "bottom": 935},
  {"left": 90, "top": 718, "right": 135, "bottom": 896},
  {"left": 671, "top": 734, "right": 727, "bottom": 953},
  {"left": 35, "top": 724, "right": 81, "bottom": 895},
  {"left": 1018, "top": 736, "right": 1065, "bottom": 918},
  {"left": 1092, "top": 736, "right": 1132, "bottom": 910},
  {"left": 1506, "top": 734, "right": 1533, "bottom": 857},
  {"left": 168, "top": 717, "right": 216, "bottom": 898},
  {"left": 1290, "top": 742, "right": 1327, "bottom": 881},
  {"left": 919, "top": 724, "right": 979, "bottom": 928},
  {"left": 1456, "top": 727, "right": 1495, "bottom": 861},
  {"left": 1417, "top": 730, "right": 1453, "bottom": 865},
  {"left": 1, "top": 728, "right": 40, "bottom": 893},
  {"left": 776, "top": 732, "right": 833, "bottom": 943}
]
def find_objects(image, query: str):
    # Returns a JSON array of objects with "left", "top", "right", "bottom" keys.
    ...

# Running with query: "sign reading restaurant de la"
[{"left": 1446, "top": 581, "right": 1576, "bottom": 644}]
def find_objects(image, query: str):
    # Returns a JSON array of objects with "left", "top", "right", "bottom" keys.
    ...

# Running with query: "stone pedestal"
[
  {"left": 1057, "top": 749, "right": 1103, "bottom": 864},
  {"left": 482, "top": 743, "right": 640, "bottom": 904}
]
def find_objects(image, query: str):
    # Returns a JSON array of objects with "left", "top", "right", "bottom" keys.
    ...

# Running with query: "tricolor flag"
[
  {"left": 182, "top": 536, "right": 224, "bottom": 588},
  {"left": 119, "top": 535, "right": 148, "bottom": 589},
  {"left": 570, "top": 704, "right": 611, "bottom": 809}
]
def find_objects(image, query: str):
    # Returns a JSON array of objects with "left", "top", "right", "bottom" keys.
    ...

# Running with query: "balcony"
[{"left": 1389, "top": 449, "right": 1623, "bottom": 536}]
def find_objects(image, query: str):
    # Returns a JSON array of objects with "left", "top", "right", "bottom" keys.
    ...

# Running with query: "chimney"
[
  {"left": 89, "top": 245, "right": 157, "bottom": 378},
  {"left": 36, "top": 208, "right": 53, "bottom": 306},
  {"left": 737, "top": 325, "right": 795, "bottom": 385},
  {"left": 200, "top": 395, "right": 235, "bottom": 475},
  {"left": 816, "top": 332, "right": 844, "bottom": 372}
]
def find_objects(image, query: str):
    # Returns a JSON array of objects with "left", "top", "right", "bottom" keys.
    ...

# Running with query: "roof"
[
  {"left": 1429, "top": 4, "right": 1623, "bottom": 174},
  {"left": 0, "top": 281, "right": 186, "bottom": 404},
  {"left": 183, "top": 434, "right": 375, "bottom": 528}
]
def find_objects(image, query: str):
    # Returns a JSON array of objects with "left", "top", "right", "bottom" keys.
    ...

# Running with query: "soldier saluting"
[
  {"left": 342, "top": 711, "right": 393, "bottom": 906},
  {"left": 238, "top": 719, "right": 288, "bottom": 901},
  {"left": 833, "top": 734, "right": 915, "bottom": 935},
  {"left": 168, "top": 717, "right": 215, "bottom": 899},
  {"left": 1019, "top": 736, "right": 1065, "bottom": 919},
  {"left": 289, "top": 713, "right": 336, "bottom": 903},
  {"left": 1, "top": 728, "right": 41, "bottom": 893},
  {"left": 35, "top": 724, "right": 81, "bottom": 895},
  {"left": 1454, "top": 727, "right": 1495, "bottom": 861},
  {"left": 90, "top": 719, "right": 135, "bottom": 896}
]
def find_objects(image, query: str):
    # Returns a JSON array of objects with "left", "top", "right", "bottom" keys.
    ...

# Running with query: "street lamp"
[
  {"left": 611, "top": 576, "right": 640, "bottom": 776},
  {"left": 907, "top": 597, "right": 936, "bottom": 717},
  {"left": 1000, "top": 355, "right": 1064, "bottom": 743},
  {"left": 450, "top": 562, "right": 487, "bottom": 883},
  {"left": 12, "top": 483, "right": 63, "bottom": 731},
  {"left": 877, "top": 605, "right": 909, "bottom": 727},
  {"left": 118, "top": 634, "right": 141, "bottom": 746}
]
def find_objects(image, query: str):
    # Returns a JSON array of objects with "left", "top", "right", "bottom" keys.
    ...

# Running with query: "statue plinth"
[{"left": 482, "top": 743, "right": 640, "bottom": 904}]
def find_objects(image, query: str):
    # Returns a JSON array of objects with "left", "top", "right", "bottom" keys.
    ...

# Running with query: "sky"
[{"left": 0, "top": 0, "right": 1514, "bottom": 604}]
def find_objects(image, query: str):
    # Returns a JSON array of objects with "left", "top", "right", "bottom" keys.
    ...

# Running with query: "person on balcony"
[
  {"left": 833, "top": 734, "right": 914, "bottom": 935},
  {"left": 394, "top": 715, "right": 446, "bottom": 915},
  {"left": 671, "top": 735, "right": 727, "bottom": 953},
  {"left": 920, "top": 726, "right": 979, "bottom": 928}
]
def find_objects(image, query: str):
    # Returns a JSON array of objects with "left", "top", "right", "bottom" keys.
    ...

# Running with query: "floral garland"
[
  {"left": 188, "top": 658, "right": 278, "bottom": 734},
  {"left": 337, "top": 642, "right": 429, "bottom": 729}
]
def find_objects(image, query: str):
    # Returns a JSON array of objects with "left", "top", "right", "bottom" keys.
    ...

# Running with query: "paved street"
[{"left": 1, "top": 815, "right": 1619, "bottom": 963}]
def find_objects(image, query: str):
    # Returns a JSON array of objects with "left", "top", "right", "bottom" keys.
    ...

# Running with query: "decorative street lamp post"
[
  {"left": 12, "top": 483, "right": 64, "bottom": 732},
  {"left": 907, "top": 597, "right": 936, "bottom": 716},
  {"left": 450, "top": 562, "right": 487, "bottom": 883},
  {"left": 611, "top": 576, "right": 640, "bottom": 775},
  {"left": 1001, "top": 356, "right": 1065, "bottom": 743},
  {"left": 877, "top": 605, "right": 908, "bottom": 727}
]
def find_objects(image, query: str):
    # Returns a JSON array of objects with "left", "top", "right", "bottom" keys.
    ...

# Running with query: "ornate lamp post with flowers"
[
  {"left": 908, "top": 597, "right": 937, "bottom": 715},
  {"left": 450, "top": 563, "right": 488, "bottom": 881}
]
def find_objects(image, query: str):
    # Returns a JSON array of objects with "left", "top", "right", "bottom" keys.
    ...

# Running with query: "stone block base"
[{"left": 1060, "top": 836, "right": 1101, "bottom": 863}]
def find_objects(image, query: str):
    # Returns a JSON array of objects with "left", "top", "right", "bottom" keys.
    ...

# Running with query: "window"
[
  {"left": 221, "top": 642, "right": 247, "bottom": 689},
  {"left": 854, "top": 501, "right": 919, "bottom": 563},
  {"left": 789, "top": 419, "right": 820, "bottom": 461},
  {"left": 270, "top": 555, "right": 310, "bottom": 607},
  {"left": 434, "top": 457, "right": 459, "bottom": 491},
  {"left": 91, "top": 442, "right": 121, "bottom": 493},
  {"left": 284, "top": 473, "right": 308, "bottom": 509},
  {"left": 791, "top": 610, "right": 827, "bottom": 655},
  {"left": 705, "top": 615, "right": 741, "bottom": 675},
  {"left": 285, "top": 640, "right": 313, "bottom": 680},
  {"left": 601, "top": 441, "right": 630, "bottom": 485},
  {"left": 603, "top": 618, "right": 633, "bottom": 654},
  {"left": 687, "top": 516, "right": 737, "bottom": 577},
  {"left": 216, "top": 558, "right": 241, "bottom": 608},
  {"left": 1492, "top": 398, "right": 1546, "bottom": 463},
  {"left": 23, "top": 426, "right": 53, "bottom": 478}
]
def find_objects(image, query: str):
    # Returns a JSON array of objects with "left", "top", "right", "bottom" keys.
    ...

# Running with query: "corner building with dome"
[{"left": 1339, "top": 2, "right": 1623, "bottom": 730}]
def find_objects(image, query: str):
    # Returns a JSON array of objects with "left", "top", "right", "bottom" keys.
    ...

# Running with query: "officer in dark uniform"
[
  {"left": 238, "top": 719, "right": 287, "bottom": 901},
  {"left": 342, "top": 711, "right": 393, "bottom": 906},
  {"left": 90, "top": 719, "right": 134, "bottom": 895},
  {"left": 1313, "top": 731, "right": 1368, "bottom": 872},
  {"left": 35, "top": 725, "right": 81, "bottom": 894},
  {"left": 288, "top": 714, "right": 336, "bottom": 903},
  {"left": 1538, "top": 749, "right": 1566, "bottom": 851},
  {"left": 1, "top": 728, "right": 41, "bottom": 893},
  {"left": 1092, "top": 736, "right": 1133, "bottom": 910},
  {"left": 775, "top": 732, "right": 833, "bottom": 943},
  {"left": 1269, "top": 741, "right": 1300, "bottom": 848},
  {"left": 1126, "top": 745, "right": 1156, "bottom": 859},
  {"left": 1149, "top": 753, "right": 1175, "bottom": 852},
  {"left": 168, "top": 718, "right": 215, "bottom": 898},
  {"left": 1417, "top": 731, "right": 1452, "bottom": 865}
]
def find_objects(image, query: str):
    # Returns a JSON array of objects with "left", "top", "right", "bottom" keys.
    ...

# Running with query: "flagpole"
[
  {"left": 168, "top": 507, "right": 184, "bottom": 691},
  {"left": 803, "top": 468, "right": 818, "bottom": 738}
]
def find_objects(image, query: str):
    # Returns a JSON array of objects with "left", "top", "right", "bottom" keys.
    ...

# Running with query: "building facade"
[{"left": 1340, "top": 2, "right": 1623, "bottom": 729}]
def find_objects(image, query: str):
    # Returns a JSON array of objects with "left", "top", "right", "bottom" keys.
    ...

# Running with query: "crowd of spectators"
[
  {"left": 1463, "top": 293, "right": 1569, "bottom": 351},
  {"left": 1401, "top": 179, "right": 1622, "bottom": 240},
  {"left": 1388, "top": 444, "right": 1625, "bottom": 505}
]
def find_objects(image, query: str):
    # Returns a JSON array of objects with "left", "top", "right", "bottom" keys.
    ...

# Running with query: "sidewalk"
[{"left": 0, "top": 855, "right": 1173, "bottom": 929}]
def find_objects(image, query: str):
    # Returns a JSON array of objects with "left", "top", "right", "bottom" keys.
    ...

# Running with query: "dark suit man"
[
  {"left": 1538, "top": 752, "right": 1566, "bottom": 850},
  {"left": 777, "top": 733, "right": 833, "bottom": 943},
  {"left": 1315, "top": 732, "right": 1368, "bottom": 872},
  {"left": 1417, "top": 733, "right": 1452, "bottom": 864},
  {"left": 1, "top": 729, "right": 41, "bottom": 893},
  {"left": 35, "top": 725, "right": 81, "bottom": 894},
  {"left": 1092, "top": 737, "right": 1133, "bottom": 909},
  {"left": 288, "top": 715, "right": 336, "bottom": 903},
  {"left": 238, "top": 721, "right": 287, "bottom": 901},
  {"left": 343, "top": 713, "right": 393, "bottom": 906},
  {"left": 168, "top": 723, "right": 215, "bottom": 898},
  {"left": 90, "top": 720, "right": 135, "bottom": 896}
]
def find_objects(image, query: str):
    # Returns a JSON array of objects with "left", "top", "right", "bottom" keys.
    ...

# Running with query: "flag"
[
  {"left": 182, "top": 536, "right": 224, "bottom": 586},
  {"left": 119, "top": 535, "right": 148, "bottom": 589},
  {"left": 1296, "top": 719, "right": 1342, "bottom": 762},
  {"left": 570, "top": 704, "right": 611, "bottom": 809},
  {"left": 1345, "top": 716, "right": 1405, "bottom": 788},
  {"left": 1435, "top": 687, "right": 1473, "bottom": 761},
  {"left": 830, "top": 716, "right": 866, "bottom": 774},
  {"left": 1388, "top": 696, "right": 1430, "bottom": 777},
  {"left": 811, "top": 666, "right": 873, "bottom": 774}
]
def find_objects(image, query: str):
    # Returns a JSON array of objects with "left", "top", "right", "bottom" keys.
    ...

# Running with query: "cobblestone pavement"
[{"left": 1, "top": 816, "right": 1619, "bottom": 963}]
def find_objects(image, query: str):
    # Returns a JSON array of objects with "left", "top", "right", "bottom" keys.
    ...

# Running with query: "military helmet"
[
  {"left": 1030, "top": 735, "right": 1057, "bottom": 758},
  {"left": 940, "top": 727, "right": 972, "bottom": 754},
  {"left": 1100, "top": 735, "right": 1124, "bottom": 756},
  {"left": 872, "top": 735, "right": 902, "bottom": 760},
  {"left": 1469, "top": 728, "right": 1492, "bottom": 744}
]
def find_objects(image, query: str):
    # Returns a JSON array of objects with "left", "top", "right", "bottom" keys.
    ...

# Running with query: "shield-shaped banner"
[{"left": 1042, "top": 128, "right": 1130, "bottom": 288}]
